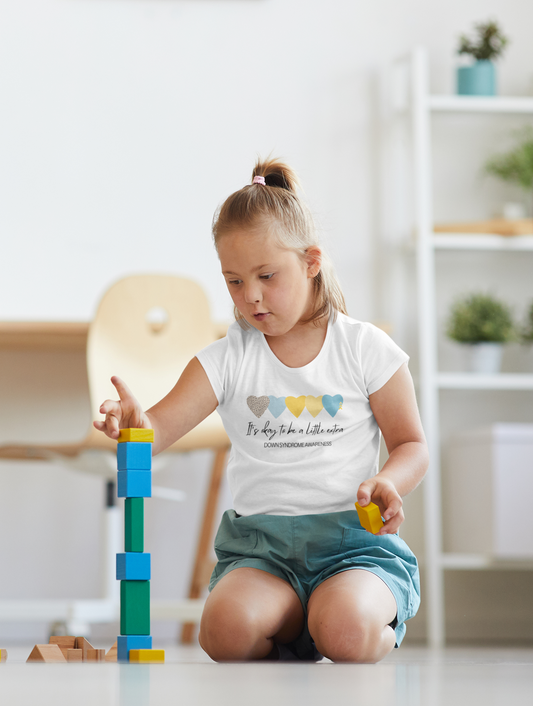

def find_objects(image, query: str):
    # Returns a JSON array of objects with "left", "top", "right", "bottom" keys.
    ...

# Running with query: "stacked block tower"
[{"left": 116, "top": 428, "right": 164, "bottom": 663}]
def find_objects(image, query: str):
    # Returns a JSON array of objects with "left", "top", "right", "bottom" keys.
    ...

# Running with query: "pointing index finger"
[{"left": 110, "top": 376, "right": 134, "bottom": 402}]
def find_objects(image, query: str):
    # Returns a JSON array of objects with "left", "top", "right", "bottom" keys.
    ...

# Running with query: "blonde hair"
[{"left": 212, "top": 157, "right": 347, "bottom": 326}]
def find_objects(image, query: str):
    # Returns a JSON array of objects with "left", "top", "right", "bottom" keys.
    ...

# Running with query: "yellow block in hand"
[
  {"left": 118, "top": 428, "right": 154, "bottom": 443},
  {"left": 129, "top": 649, "right": 165, "bottom": 663},
  {"left": 355, "top": 502, "right": 384, "bottom": 534}
]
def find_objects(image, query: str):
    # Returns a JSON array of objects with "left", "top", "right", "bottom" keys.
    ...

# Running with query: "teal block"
[
  {"left": 125, "top": 497, "right": 144, "bottom": 552},
  {"left": 117, "top": 442, "right": 152, "bottom": 470},
  {"left": 120, "top": 581, "right": 150, "bottom": 635}
]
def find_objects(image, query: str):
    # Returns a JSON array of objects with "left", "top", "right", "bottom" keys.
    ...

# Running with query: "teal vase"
[{"left": 457, "top": 60, "right": 496, "bottom": 96}]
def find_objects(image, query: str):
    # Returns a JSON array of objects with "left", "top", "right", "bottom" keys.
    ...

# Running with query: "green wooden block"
[
  {"left": 125, "top": 498, "right": 144, "bottom": 552},
  {"left": 120, "top": 581, "right": 150, "bottom": 635}
]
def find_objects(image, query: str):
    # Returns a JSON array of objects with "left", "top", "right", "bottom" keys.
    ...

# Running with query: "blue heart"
[
  {"left": 322, "top": 394, "right": 343, "bottom": 417},
  {"left": 268, "top": 396, "right": 287, "bottom": 418}
]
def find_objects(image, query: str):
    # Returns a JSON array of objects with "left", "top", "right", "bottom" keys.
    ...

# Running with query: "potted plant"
[
  {"left": 446, "top": 293, "right": 516, "bottom": 373},
  {"left": 485, "top": 127, "right": 533, "bottom": 218},
  {"left": 457, "top": 20, "right": 509, "bottom": 96},
  {"left": 520, "top": 301, "right": 533, "bottom": 345}
]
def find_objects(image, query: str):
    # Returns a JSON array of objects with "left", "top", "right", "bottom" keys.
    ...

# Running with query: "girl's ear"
[{"left": 305, "top": 246, "right": 322, "bottom": 278}]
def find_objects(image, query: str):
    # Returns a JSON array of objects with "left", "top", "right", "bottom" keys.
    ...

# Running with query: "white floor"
[{"left": 2, "top": 643, "right": 533, "bottom": 706}]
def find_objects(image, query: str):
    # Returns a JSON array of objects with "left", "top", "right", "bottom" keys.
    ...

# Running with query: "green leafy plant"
[
  {"left": 458, "top": 20, "right": 509, "bottom": 61},
  {"left": 446, "top": 293, "right": 516, "bottom": 344},
  {"left": 485, "top": 126, "right": 533, "bottom": 215},
  {"left": 521, "top": 301, "right": 533, "bottom": 344}
]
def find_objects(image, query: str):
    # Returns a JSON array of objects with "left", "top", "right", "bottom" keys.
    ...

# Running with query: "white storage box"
[{"left": 443, "top": 423, "right": 533, "bottom": 559}]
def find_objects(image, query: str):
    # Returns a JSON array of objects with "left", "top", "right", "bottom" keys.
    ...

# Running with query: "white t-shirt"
[{"left": 196, "top": 313, "right": 409, "bottom": 516}]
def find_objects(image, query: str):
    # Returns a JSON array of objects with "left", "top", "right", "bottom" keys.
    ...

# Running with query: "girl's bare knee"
[
  {"left": 311, "top": 612, "right": 395, "bottom": 664},
  {"left": 199, "top": 569, "right": 304, "bottom": 661},
  {"left": 308, "top": 571, "right": 398, "bottom": 663},
  {"left": 199, "top": 603, "right": 270, "bottom": 662}
]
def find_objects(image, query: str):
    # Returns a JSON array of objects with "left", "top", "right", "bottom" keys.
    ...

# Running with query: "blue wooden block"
[
  {"left": 117, "top": 442, "right": 152, "bottom": 471},
  {"left": 117, "top": 635, "right": 152, "bottom": 662},
  {"left": 117, "top": 470, "right": 152, "bottom": 498},
  {"left": 116, "top": 553, "right": 151, "bottom": 581}
]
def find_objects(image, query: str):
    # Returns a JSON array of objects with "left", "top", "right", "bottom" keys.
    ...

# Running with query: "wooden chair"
[{"left": 0, "top": 274, "right": 230, "bottom": 641}]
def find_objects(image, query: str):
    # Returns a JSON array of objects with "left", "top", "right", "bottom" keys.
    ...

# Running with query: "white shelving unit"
[{"left": 394, "top": 49, "right": 533, "bottom": 648}]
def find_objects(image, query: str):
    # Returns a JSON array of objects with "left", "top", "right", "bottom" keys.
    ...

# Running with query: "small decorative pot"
[
  {"left": 467, "top": 342, "right": 503, "bottom": 374},
  {"left": 457, "top": 60, "right": 496, "bottom": 96}
]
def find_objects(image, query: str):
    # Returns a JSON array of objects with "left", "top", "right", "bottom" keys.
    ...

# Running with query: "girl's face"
[{"left": 218, "top": 228, "right": 321, "bottom": 337}]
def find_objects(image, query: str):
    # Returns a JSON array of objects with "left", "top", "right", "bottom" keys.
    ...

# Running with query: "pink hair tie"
[{"left": 252, "top": 175, "right": 266, "bottom": 186}]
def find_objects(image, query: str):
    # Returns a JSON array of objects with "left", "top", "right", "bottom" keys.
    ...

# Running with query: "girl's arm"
[
  {"left": 359, "top": 362, "right": 429, "bottom": 535},
  {"left": 93, "top": 357, "right": 219, "bottom": 456}
]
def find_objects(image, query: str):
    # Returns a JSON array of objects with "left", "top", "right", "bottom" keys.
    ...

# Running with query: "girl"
[{"left": 95, "top": 158, "right": 428, "bottom": 663}]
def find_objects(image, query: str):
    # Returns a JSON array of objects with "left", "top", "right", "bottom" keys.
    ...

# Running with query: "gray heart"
[{"left": 247, "top": 395, "right": 270, "bottom": 418}]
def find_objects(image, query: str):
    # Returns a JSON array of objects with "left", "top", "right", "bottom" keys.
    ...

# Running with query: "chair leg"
[{"left": 181, "top": 447, "right": 228, "bottom": 644}]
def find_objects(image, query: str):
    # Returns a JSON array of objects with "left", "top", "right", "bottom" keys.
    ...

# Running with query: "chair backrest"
[{"left": 87, "top": 274, "right": 218, "bottom": 420}]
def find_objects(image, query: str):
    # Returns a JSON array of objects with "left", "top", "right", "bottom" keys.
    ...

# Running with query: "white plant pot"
[{"left": 467, "top": 343, "right": 504, "bottom": 374}]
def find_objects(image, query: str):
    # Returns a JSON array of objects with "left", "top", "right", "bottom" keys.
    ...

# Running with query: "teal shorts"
[{"left": 209, "top": 509, "right": 421, "bottom": 660}]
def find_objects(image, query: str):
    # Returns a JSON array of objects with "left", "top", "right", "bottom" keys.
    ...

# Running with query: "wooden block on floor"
[
  {"left": 117, "top": 635, "right": 152, "bottom": 662},
  {"left": 67, "top": 649, "right": 83, "bottom": 662},
  {"left": 117, "top": 442, "right": 152, "bottom": 471},
  {"left": 120, "top": 580, "right": 150, "bottom": 635},
  {"left": 105, "top": 641, "right": 118, "bottom": 662},
  {"left": 117, "top": 552, "right": 151, "bottom": 580},
  {"left": 125, "top": 497, "right": 144, "bottom": 552},
  {"left": 86, "top": 649, "right": 105, "bottom": 662},
  {"left": 117, "top": 470, "right": 152, "bottom": 498},
  {"left": 49, "top": 636, "right": 76, "bottom": 659},
  {"left": 27, "top": 644, "right": 67, "bottom": 663},
  {"left": 75, "top": 637, "right": 95, "bottom": 661},
  {"left": 118, "top": 428, "right": 154, "bottom": 444},
  {"left": 1, "top": 649, "right": 7, "bottom": 662},
  {"left": 129, "top": 649, "right": 165, "bottom": 663}
]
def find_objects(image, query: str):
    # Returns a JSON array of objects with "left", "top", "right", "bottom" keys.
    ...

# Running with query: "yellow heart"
[
  {"left": 305, "top": 395, "right": 323, "bottom": 418},
  {"left": 285, "top": 396, "right": 306, "bottom": 418}
]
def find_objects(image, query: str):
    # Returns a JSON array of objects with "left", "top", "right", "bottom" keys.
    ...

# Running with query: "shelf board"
[
  {"left": 440, "top": 553, "right": 533, "bottom": 570},
  {"left": 429, "top": 95, "right": 533, "bottom": 113},
  {"left": 437, "top": 373, "right": 533, "bottom": 390},
  {"left": 433, "top": 234, "right": 533, "bottom": 250}
]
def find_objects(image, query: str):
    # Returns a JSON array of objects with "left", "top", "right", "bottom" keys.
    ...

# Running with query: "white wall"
[
  {"left": 1, "top": 0, "right": 533, "bottom": 645},
  {"left": 1, "top": 0, "right": 532, "bottom": 325}
]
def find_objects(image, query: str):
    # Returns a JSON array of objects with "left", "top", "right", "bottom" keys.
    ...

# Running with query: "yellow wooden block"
[
  {"left": 129, "top": 649, "right": 165, "bottom": 663},
  {"left": 118, "top": 428, "right": 154, "bottom": 443},
  {"left": 355, "top": 501, "right": 384, "bottom": 534}
]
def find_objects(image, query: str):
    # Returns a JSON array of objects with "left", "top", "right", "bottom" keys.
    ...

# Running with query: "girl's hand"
[
  {"left": 356, "top": 476, "right": 404, "bottom": 535},
  {"left": 93, "top": 376, "right": 151, "bottom": 440}
]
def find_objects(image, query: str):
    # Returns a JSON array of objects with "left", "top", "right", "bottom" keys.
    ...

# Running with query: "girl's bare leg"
[
  {"left": 199, "top": 567, "right": 305, "bottom": 661},
  {"left": 307, "top": 569, "right": 397, "bottom": 663}
]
